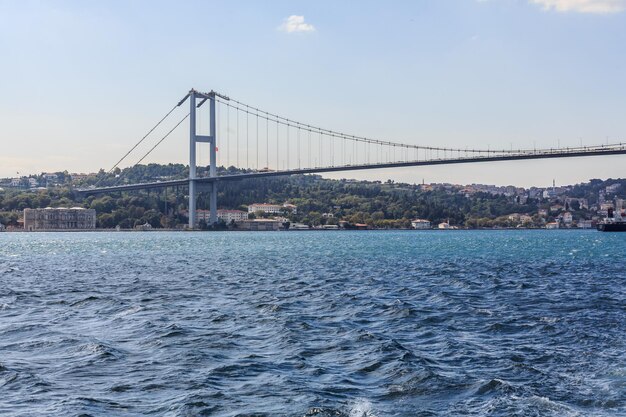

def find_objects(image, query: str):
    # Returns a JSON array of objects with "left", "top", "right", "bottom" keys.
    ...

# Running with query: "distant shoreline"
[{"left": 1, "top": 228, "right": 598, "bottom": 233}]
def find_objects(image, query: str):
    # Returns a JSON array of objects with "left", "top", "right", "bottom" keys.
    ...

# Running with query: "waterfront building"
[
  {"left": 546, "top": 222, "right": 559, "bottom": 229},
  {"left": 236, "top": 219, "right": 282, "bottom": 231},
  {"left": 0, "top": 223, "right": 5, "bottom": 232},
  {"left": 578, "top": 220, "right": 593, "bottom": 229},
  {"left": 196, "top": 209, "right": 248, "bottom": 224},
  {"left": 23, "top": 207, "right": 96, "bottom": 231},
  {"left": 411, "top": 219, "right": 431, "bottom": 229},
  {"left": 438, "top": 222, "right": 451, "bottom": 230},
  {"left": 217, "top": 209, "right": 248, "bottom": 223},
  {"left": 183, "top": 209, "right": 247, "bottom": 224}
]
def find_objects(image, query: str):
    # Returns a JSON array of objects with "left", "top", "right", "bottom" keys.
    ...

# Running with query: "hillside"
[{"left": 1, "top": 164, "right": 624, "bottom": 229}]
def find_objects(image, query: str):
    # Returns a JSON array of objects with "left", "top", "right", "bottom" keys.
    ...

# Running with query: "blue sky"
[{"left": 0, "top": 0, "right": 625, "bottom": 186}]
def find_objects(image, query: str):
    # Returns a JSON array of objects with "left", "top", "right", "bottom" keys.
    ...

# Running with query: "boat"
[{"left": 597, "top": 207, "right": 626, "bottom": 232}]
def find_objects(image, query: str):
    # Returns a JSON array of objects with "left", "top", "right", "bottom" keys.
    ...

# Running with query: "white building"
[
  {"left": 438, "top": 222, "right": 451, "bottom": 230},
  {"left": 248, "top": 203, "right": 283, "bottom": 214},
  {"left": 10, "top": 178, "right": 21, "bottom": 187},
  {"left": 217, "top": 209, "right": 248, "bottom": 223},
  {"left": 411, "top": 219, "right": 431, "bottom": 229},
  {"left": 247, "top": 203, "right": 298, "bottom": 215},
  {"left": 546, "top": 222, "right": 559, "bottom": 229},
  {"left": 578, "top": 220, "right": 593, "bottom": 229},
  {"left": 28, "top": 178, "right": 38, "bottom": 188},
  {"left": 194, "top": 209, "right": 247, "bottom": 223}
]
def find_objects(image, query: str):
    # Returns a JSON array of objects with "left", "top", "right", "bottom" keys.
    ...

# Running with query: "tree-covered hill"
[{"left": 1, "top": 164, "right": 625, "bottom": 229}]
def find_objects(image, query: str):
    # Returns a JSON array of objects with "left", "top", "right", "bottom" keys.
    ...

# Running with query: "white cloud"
[
  {"left": 278, "top": 15, "right": 316, "bottom": 33},
  {"left": 529, "top": 0, "right": 626, "bottom": 13}
]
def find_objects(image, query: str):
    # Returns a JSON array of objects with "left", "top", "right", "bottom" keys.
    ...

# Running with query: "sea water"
[{"left": 0, "top": 230, "right": 624, "bottom": 416}]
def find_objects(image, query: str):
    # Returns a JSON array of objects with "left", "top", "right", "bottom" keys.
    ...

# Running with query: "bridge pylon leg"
[
  {"left": 209, "top": 93, "right": 218, "bottom": 225},
  {"left": 188, "top": 89, "right": 198, "bottom": 229}
]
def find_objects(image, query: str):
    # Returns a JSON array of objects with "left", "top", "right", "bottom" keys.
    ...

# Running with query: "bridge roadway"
[{"left": 78, "top": 145, "right": 626, "bottom": 195}]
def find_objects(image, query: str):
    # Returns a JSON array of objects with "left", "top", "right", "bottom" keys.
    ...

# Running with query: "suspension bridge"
[{"left": 79, "top": 88, "right": 626, "bottom": 228}]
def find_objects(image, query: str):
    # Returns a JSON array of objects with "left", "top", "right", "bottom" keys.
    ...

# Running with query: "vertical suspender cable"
[
  {"left": 276, "top": 120, "right": 279, "bottom": 171},
  {"left": 216, "top": 101, "right": 220, "bottom": 168},
  {"left": 236, "top": 107, "right": 240, "bottom": 168},
  {"left": 256, "top": 112, "right": 259, "bottom": 170},
  {"left": 266, "top": 117, "right": 269, "bottom": 169},
  {"left": 246, "top": 105, "right": 249, "bottom": 169},
  {"left": 319, "top": 131, "right": 322, "bottom": 167}
]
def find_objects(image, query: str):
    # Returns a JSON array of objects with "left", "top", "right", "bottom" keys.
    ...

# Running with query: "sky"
[{"left": 0, "top": 0, "right": 625, "bottom": 187}]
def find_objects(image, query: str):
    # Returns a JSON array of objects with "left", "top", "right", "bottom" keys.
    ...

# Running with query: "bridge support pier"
[
  {"left": 189, "top": 179, "right": 197, "bottom": 228},
  {"left": 210, "top": 182, "right": 217, "bottom": 224}
]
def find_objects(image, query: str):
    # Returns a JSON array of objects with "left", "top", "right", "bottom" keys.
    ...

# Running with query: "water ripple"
[{"left": 0, "top": 230, "right": 624, "bottom": 416}]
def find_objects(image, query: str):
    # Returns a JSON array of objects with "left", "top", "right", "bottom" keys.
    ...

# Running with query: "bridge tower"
[{"left": 188, "top": 89, "right": 218, "bottom": 228}]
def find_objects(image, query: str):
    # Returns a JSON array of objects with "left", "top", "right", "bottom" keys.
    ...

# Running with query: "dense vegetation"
[{"left": 1, "top": 164, "right": 625, "bottom": 229}]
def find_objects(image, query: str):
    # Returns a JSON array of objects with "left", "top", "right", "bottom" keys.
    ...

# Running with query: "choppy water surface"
[{"left": 0, "top": 230, "right": 625, "bottom": 416}]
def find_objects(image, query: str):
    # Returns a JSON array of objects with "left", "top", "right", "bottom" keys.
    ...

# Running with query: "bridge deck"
[{"left": 78, "top": 146, "right": 626, "bottom": 195}]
